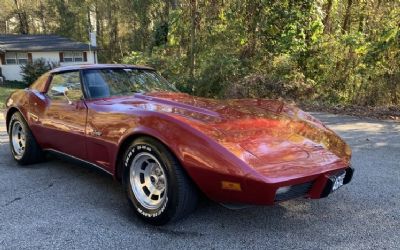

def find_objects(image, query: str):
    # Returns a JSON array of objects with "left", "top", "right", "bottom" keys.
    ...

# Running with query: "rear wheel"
[
  {"left": 123, "top": 136, "right": 198, "bottom": 225},
  {"left": 8, "top": 112, "right": 44, "bottom": 165}
]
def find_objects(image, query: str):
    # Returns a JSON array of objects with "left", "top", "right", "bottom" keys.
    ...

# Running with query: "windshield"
[{"left": 82, "top": 68, "right": 178, "bottom": 99}]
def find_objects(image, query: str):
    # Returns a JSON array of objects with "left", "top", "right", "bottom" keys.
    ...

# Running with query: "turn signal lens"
[{"left": 221, "top": 181, "right": 242, "bottom": 191}]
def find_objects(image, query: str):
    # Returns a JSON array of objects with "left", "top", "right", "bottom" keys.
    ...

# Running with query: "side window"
[{"left": 47, "top": 71, "right": 83, "bottom": 102}]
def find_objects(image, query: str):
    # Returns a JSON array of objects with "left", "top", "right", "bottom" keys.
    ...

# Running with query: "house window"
[
  {"left": 63, "top": 52, "right": 83, "bottom": 62},
  {"left": 63, "top": 52, "right": 73, "bottom": 62},
  {"left": 73, "top": 52, "right": 83, "bottom": 62},
  {"left": 17, "top": 53, "right": 28, "bottom": 64},
  {"left": 5, "top": 53, "right": 16, "bottom": 64},
  {"left": 5, "top": 52, "right": 28, "bottom": 65}
]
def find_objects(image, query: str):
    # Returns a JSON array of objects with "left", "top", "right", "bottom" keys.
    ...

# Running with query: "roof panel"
[
  {"left": 50, "top": 64, "right": 155, "bottom": 73},
  {"left": 0, "top": 34, "right": 97, "bottom": 51}
]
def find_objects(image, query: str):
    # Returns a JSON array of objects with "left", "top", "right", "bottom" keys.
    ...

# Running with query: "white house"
[{"left": 0, "top": 34, "right": 97, "bottom": 81}]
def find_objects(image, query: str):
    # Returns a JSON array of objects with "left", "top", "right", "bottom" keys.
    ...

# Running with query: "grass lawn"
[{"left": 0, "top": 82, "right": 26, "bottom": 109}]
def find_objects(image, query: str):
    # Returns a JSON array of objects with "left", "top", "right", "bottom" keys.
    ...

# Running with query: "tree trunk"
[
  {"left": 189, "top": 0, "right": 197, "bottom": 79},
  {"left": 162, "top": 0, "right": 170, "bottom": 23},
  {"left": 240, "top": 0, "right": 261, "bottom": 59},
  {"left": 38, "top": 0, "right": 47, "bottom": 33},
  {"left": 342, "top": 0, "right": 353, "bottom": 34},
  {"left": 95, "top": 2, "right": 104, "bottom": 57},
  {"left": 107, "top": 2, "right": 119, "bottom": 62},
  {"left": 14, "top": 0, "right": 29, "bottom": 34},
  {"left": 358, "top": 1, "right": 367, "bottom": 33},
  {"left": 323, "top": 0, "right": 333, "bottom": 34},
  {"left": 171, "top": 0, "right": 179, "bottom": 10}
]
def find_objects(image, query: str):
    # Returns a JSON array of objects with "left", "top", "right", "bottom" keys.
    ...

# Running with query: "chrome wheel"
[
  {"left": 129, "top": 152, "right": 167, "bottom": 210},
  {"left": 11, "top": 121, "right": 26, "bottom": 159}
]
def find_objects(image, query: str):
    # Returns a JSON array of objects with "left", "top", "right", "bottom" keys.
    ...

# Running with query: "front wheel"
[{"left": 123, "top": 137, "right": 198, "bottom": 225}]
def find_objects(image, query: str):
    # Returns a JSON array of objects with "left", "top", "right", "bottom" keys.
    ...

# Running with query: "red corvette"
[{"left": 5, "top": 64, "right": 353, "bottom": 225}]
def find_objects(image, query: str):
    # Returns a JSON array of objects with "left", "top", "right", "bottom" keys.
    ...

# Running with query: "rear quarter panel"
[{"left": 5, "top": 89, "right": 31, "bottom": 132}]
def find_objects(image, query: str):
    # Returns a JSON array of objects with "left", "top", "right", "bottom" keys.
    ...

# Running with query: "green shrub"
[{"left": 20, "top": 58, "right": 58, "bottom": 86}]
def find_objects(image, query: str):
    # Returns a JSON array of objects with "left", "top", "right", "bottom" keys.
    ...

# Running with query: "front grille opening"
[{"left": 275, "top": 182, "right": 314, "bottom": 201}]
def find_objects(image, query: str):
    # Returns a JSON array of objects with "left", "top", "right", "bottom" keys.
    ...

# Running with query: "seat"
[
  {"left": 85, "top": 71, "right": 110, "bottom": 98},
  {"left": 89, "top": 86, "right": 110, "bottom": 98}
]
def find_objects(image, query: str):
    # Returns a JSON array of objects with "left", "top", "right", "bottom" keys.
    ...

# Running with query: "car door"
[
  {"left": 79, "top": 68, "right": 125, "bottom": 172},
  {"left": 32, "top": 70, "right": 88, "bottom": 160}
]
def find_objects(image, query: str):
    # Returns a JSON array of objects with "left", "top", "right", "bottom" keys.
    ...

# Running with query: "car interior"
[{"left": 83, "top": 70, "right": 111, "bottom": 99}]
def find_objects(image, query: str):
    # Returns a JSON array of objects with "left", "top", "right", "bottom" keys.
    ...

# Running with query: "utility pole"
[{"left": 87, "top": 6, "right": 98, "bottom": 64}]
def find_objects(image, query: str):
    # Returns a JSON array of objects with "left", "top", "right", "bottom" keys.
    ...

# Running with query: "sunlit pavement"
[{"left": 0, "top": 112, "right": 399, "bottom": 249}]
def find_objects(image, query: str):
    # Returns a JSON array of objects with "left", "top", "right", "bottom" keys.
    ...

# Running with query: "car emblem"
[{"left": 91, "top": 130, "right": 102, "bottom": 137}]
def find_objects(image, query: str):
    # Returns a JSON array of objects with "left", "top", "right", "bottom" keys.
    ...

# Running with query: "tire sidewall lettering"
[
  {"left": 125, "top": 145, "right": 153, "bottom": 167},
  {"left": 136, "top": 197, "right": 168, "bottom": 218}
]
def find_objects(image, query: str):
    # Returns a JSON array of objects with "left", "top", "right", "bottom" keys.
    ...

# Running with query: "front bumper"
[
  {"left": 319, "top": 166, "right": 354, "bottom": 198},
  {"left": 274, "top": 166, "right": 354, "bottom": 202},
  {"left": 210, "top": 166, "right": 355, "bottom": 206}
]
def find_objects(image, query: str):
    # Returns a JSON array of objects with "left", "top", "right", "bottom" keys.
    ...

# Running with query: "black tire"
[
  {"left": 8, "top": 112, "right": 44, "bottom": 165},
  {"left": 123, "top": 136, "right": 198, "bottom": 225}
]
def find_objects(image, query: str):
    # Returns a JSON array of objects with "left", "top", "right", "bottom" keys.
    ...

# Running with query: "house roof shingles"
[{"left": 0, "top": 34, "right": 96, "bottom": 52}]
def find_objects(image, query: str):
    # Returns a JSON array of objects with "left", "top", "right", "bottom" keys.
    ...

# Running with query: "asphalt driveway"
[{"left": 0, "top": 112, "right": 399, "bottom": 249}]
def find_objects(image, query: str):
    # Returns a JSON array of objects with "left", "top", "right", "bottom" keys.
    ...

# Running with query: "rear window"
[{"left": 30, "top": 73, "right": 50, "bottom": 92}]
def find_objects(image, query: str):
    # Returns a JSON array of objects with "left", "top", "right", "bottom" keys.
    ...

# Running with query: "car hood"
[{"left": 123, "top": 92, "right": 351, "bottom": 179}]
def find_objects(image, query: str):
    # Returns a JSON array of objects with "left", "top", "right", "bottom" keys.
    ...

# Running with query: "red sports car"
[{"left": 5, "top": 64, "right": 353, "bottom": 225}]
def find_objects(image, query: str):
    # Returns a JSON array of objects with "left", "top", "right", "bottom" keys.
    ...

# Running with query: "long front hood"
[{"left": 133, "top": 92, "right": 351, "bottom": 180}]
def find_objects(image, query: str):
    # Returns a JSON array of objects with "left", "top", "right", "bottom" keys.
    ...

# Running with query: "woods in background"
[{"left": 1, "top": 0, "right": 399, "bottom": 106}]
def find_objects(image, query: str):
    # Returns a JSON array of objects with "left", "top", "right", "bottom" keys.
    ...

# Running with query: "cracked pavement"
[{"left": 0, "top": 112, "right": 399, "bottom": 249}]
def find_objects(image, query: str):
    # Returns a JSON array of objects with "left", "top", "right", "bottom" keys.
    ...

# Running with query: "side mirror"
[
  {"left": 50, "top": 86, "right": 72, "bottom": 105},
  {"left": 51, "top": 86, "right": 68, "bottom": 96}
]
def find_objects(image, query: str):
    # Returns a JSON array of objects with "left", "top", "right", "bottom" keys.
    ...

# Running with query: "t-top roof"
[
  {"left": 50, "top": 64, "right": 155, "bottom": 73},
  {"left": 0, "top": 34, "right": 96, "bottom": 52}
]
